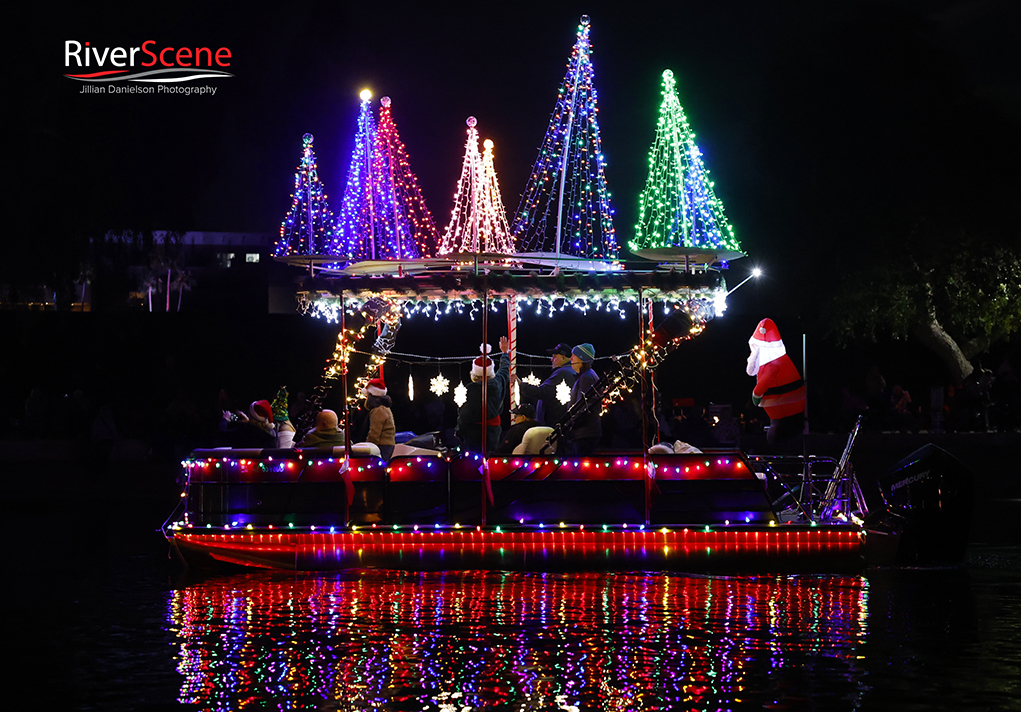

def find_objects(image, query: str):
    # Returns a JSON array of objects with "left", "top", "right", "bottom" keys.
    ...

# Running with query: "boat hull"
[{"left": 167, "top": 525, "right": 865, "bottom": 573}]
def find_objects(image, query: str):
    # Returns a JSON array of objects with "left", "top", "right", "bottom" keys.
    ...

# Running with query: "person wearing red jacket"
[{"left": 747, "top": 318, "right": 805, "bottom": 444}]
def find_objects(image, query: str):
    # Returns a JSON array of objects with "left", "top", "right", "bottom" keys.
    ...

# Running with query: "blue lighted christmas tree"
[
  {"left": 629, "top": 69, "right": 742, "bottom": 258},
  {"left": 511, "top": 15, "right": 618, "bottom": 261},
  {"left": 334, "top": 92, "right": 434, "bottom": 260},
  {"left": 274, "top": 133, "right": 339, "bottom": 256},
  {"left": 333, "top": 91, "right": 385, "bottom": 259}
]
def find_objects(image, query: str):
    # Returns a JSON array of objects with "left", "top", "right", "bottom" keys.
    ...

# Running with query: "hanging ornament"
[
  {"left": 454, "top": 381, "right": 468, "bottom": 407},
  {"left": 522, "top": 372, "right": 542, "bottom": 386},
  {"left": 555, "top": 379, "right": 572, "bottom": 405},
  {"left": 408, "top": 374, "right": 415, "bottom": 401},
  {"left": 513, "top": 380, "right": 520, "bottom": 406},
  {"left": 430, "top": 374, "right": 450, "bottom": 397}
]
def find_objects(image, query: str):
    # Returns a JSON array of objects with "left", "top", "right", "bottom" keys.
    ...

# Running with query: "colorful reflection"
[{"left": 167, "top": 571, "right": 869, "bottom": 710}]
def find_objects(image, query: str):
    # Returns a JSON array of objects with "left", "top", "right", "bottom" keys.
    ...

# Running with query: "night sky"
[
  {"left": 18, "top": 2, "right": 1017, "bottom": 265},
  {"left": 7, "top": 1, "right": 1020, "bottom": 418}
]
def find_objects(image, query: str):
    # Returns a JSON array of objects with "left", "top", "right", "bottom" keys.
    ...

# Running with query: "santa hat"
[
  {"left": 747, "top": 318, "right": 787, "bottom": 375},
  {"left": 472, "top": 344, "right": 495, "bottom": 380},
  {"left": 360, "top": 378, "right": 387, "bottom": 398},
  {"left": 249, "top": 400, "right": 274, "bottom": 424},
  {"left": 751, "top": 318, "right": 782, "bottom": 344}
]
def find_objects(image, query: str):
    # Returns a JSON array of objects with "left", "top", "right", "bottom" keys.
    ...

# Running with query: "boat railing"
[
  {"left": 749, "top": 417, "right": 868, "bottom": 526},
  {"left": 176, "top": 448, "right": 803, "bottom": 530}
]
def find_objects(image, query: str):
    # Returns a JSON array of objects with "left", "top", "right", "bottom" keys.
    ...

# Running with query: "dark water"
[
  {"left": 16, "top": 540, "right": 1021, "bottom": 711},
  {"left": 9, "top": 458, "right": 1021, "bottom": 711}
]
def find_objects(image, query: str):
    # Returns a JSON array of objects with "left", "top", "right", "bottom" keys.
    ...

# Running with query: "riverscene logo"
[{"left": 65, "top": 40, "right": 234, "bottom": 95}]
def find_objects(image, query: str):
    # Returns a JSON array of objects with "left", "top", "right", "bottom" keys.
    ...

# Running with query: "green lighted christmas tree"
[{"left": 629, "top": 70, "right": 742, "bottom": 258}]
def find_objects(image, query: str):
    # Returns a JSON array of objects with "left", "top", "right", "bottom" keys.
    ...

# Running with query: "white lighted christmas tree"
[
  {"left": 275, "top": 133, "right": 339, "bottom": 256},
  {"left": 438, "top": 117, "right": 515, "bottom": 255},
  {"left": 629, "top": 69, "right": 742, "bottom": 256},
  {"left": 511, "top": 16, "right": 618, "bottom": 261}
]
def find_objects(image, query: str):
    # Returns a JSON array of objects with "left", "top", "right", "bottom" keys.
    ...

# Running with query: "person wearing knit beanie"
[{"left": 566, "top": 343, "right": 601, "bottom": 455}]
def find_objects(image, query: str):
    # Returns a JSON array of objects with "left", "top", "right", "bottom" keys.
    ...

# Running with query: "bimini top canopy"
[{"left": 287, "top": 255, "right": 726, "bottom": 309}]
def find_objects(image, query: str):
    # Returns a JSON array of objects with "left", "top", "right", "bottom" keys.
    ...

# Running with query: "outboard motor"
[{"left": 868, "top": 444, "right": 974, "bottom": 565}]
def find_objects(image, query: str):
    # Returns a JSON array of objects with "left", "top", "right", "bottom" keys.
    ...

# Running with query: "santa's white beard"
[
  {"left": 746, "top": 348, "right": 760, "bottom": 376},
  {"left": 747, "top": 339, "right": 787, "bottom": 376}
]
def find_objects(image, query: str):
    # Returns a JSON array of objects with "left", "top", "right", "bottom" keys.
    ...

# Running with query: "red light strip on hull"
[{"left": 171, "top": 527, "right": 865, "bottom": 572}]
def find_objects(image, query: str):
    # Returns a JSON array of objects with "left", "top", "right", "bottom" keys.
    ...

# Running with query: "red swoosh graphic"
[{"left": 65, "top": 70, "right": 129, "bottom": 78}]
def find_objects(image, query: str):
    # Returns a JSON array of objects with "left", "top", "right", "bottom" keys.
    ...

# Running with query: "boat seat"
[{"left": 513, "top": 426, "right": 555, "bottom": 455}]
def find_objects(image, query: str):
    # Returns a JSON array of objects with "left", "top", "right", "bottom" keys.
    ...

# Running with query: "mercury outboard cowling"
[{"left": 869, "top": 444, "right": 974, "bottom": 565}]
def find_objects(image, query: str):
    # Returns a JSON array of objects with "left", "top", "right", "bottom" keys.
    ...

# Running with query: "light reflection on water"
[{"left": 166, "top": 571, "right": 871, "bottom": 710}]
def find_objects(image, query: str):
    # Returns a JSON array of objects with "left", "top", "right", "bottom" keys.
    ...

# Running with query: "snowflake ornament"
[
  {"left": 522, "top": 372, "right": 542, "bottom": 386},
  {"left": 454, "top": 381, "right": 468, "bottom": 407},
  {"left": 408, "top": 374, "right": 415, "bottom": 401},
  {"left": 430, "top": 374, "right": 450, "bottom": 397},
  {"left": 555, "top": 379, "right": 572, "bottom": 405}
]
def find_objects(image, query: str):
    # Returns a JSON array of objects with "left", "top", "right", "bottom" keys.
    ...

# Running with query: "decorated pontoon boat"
[{"left": 164, "top": 17, "right": 973, "bottom": 573}]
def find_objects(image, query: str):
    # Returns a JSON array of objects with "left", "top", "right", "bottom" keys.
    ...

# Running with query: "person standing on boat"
[
  {"left": 566, "top": 343, "right": 602, "bottom": 456},
  {"left": 361, "top": 378, "right": 396, "bottom": 461},
  {"left": 516, "top": 342, "right": 577, "bottom": 426},
  {"left": 747, "top": 318, "right": 806, "bottom": 444},
  {"left": 456, "top": 337, "right": 511, "bottom": 454}
]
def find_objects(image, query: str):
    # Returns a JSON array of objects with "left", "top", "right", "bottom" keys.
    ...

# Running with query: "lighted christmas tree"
[
  {"left": 439, "top": 117, "right": 515, "bottom": 255},
  {"left": 335, "top": 92, "right": 438, "bottom": 260},
  {"left": 478, "top": 138, "right": 515, "bottom": 254},
  {"left": 629, "top": 69, "right": 742, "bottom": 256},
  {"left": 376, "top": 96, "right": 437, "bottom": 258},
  {"left": 333, "top": 90, "right": 387, "bottom": 259},
  {"left": 274, "top": 133, "right": 339, "bottom": 256},
  {"left": 511, "top": 15, "right": 618, "bottom": 261}
]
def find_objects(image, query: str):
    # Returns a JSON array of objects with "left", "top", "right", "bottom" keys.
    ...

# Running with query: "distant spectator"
[
  {"left": 891, "top": 385, "right": 917, "bottom": 431},
  {"left": 672, "top": 407, "right": 715, "bottom": 450}
]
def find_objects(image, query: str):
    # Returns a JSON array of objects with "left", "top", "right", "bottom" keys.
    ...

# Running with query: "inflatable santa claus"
[{"left": 747, "top": 318, "right": 806, "bottom": 444}]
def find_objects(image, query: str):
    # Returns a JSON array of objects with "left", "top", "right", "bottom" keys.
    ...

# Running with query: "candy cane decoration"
[{"left": 507, "top": 296, "right": 518, "bottom": 407}]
